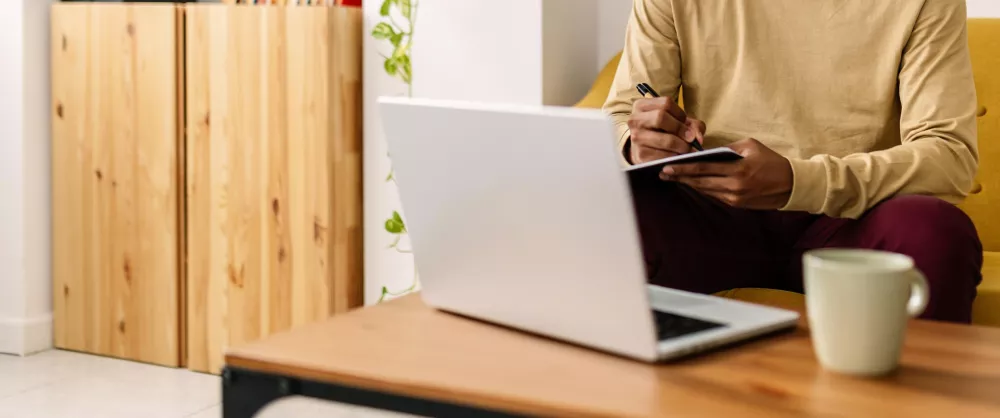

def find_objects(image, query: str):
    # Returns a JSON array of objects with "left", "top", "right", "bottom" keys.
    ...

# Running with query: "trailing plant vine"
[
  {"left": 372, "top": 0, "right": 415, "bottom": 97},
  {"left": 373, "top": 0, "right": 418, "bottom": 302}
]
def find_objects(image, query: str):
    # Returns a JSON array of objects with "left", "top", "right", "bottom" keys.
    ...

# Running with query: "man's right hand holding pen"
[
  {"left": 626, "top": 83, "right": 794, "bottom": 210},
  {"left": 625, "top": 85, "right": 706, "bottom": 165}
]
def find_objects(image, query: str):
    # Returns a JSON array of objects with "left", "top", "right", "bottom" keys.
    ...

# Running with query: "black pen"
[{"left": 636, "top": 83, "right": 704, "bottom": 151}]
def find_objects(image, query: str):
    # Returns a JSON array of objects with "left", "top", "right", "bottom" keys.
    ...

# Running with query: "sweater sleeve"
[
  {"left": 780, "top": 0, "right": 979, "bottom": 218},
  {"left": 603, "top": 0, "right": 682, "bottom": 166}
]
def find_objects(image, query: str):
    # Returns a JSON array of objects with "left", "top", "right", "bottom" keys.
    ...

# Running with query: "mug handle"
[{"left": 907, "top": 270, "right": 930, "bottom": 317}]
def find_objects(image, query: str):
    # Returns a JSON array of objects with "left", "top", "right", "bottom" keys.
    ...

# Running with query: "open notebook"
[{"left": 625, "top": 147, "right": 743, "bottom": 177}]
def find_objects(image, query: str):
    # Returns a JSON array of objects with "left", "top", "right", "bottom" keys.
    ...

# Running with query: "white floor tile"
[
  {"left": 257, "top": 396, "right": 356, "bottom": 417},
  {"left": 0, "top": 350, "right": 129, "bottom": 400},
  {"left": 254, "top": 397, "right": 424, "bottom": 418},
  {"left": 188, "top": 400, "right": 421, "bottom": 418},
  {"left": 185, "top": 405, "right": 220, "bottom": 418},
  {"left": 0, "top": 350, "right": 418, "bottom": 418},
  {"left": 0, "top": 350, "right": 219, "bottom": 418},
  {"left": 349, "top": 405, "right": 424, "bottom": 418},
  {"left": 0, "top": 353, "right": 65, "bottom": 400}
]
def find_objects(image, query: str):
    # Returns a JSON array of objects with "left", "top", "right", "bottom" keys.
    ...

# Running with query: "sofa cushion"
[
  {"left": 958, "top": 20, "right": 1000, "bottom": 252},
  {"left": 713, "top": 288, "right": 805, "bottom": 313},
  {"left": 973, "top": 252, "right": 1000, "bottom": 326}
]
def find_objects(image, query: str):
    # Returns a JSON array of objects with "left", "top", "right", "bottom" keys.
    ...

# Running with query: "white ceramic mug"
[{"left": 803, "top": 249, "right": 929, "bottom": 376}]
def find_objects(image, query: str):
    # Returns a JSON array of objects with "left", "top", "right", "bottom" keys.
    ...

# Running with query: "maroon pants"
[{"left": 630, "top": 176, "right": 983, "bottom": 323}]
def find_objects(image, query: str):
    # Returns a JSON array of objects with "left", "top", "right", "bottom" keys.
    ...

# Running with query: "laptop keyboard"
[{"left": 653, "top": 310, "right": 725, "bottom": 341}]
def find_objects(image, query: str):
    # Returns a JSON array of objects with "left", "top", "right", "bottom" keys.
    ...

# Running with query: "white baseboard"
[{"left": 0, "top": 313, "right": 53, "bottom": 356}]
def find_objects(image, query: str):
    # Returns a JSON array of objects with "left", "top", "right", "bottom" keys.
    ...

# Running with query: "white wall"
[
  {"left": 968, "top": 0, "right": 1000, "bottom": 17},
  {"left": 22, "top": 0, "right": 53, "bottom": 352},
  {"left": 597, "top": 0, "right": 630, "bottom": 71},
  {"left": 411, "top": 0, "right": 544, "bottom": 104},
  {"left": 409, "top": 0, "right": 599, "bottom": 106},
  {"left": 0, "top": 0, "right": 28, "bottom": 355},
  {"left": 542, "top": 0, "right": 599, "bottom": 106},
  {"left": 363, "top": 0, "right": 414, "bottom": 304},
  {"left": 0, "top": 0, "right": 53, "bottom": 355}
]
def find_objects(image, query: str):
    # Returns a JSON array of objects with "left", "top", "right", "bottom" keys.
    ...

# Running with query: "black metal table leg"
[
  {"left": 222, "top": 367, "right": 296, "bottom": 418},
  {"left": 222, "top": 366, "right": 527, "bottom": 418}
]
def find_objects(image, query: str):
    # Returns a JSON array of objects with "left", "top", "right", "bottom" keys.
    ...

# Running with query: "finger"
[
  {"left": 663, "top": 162, "right": 741, "bottom": 177},
  {"left": 683, "top": 118, "right": 707, "bottom": 145},
  {"left": 726, "top": 137, "right": 762, "bottom": 156},
  {"left": 634, "top": 97, "right": 687, "bottom": 122},
  {"left": 632, "top": 130, "right": 691, "bottom": 155},
  {"left": 634, "top": 147, "right": 676, "bottom": 164},
  {"left": 670, "top": 175, "right": 741, "bottom": 193},
  {"left": 690, "top": 118, "right": 707, "bottom": 134},
  {"left": 631, "top": 107, "right": 684, "bottom": 134}
]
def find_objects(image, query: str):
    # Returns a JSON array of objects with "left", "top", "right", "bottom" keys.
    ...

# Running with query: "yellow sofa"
[{"left": 577, "top": 19, "right": 999, "bottom": 326}]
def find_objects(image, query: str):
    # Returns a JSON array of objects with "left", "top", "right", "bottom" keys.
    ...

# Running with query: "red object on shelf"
[{"left": 339, "top": 0, "right": 361, "bottom": 6}]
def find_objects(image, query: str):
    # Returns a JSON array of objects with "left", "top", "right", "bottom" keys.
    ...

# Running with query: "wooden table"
[{"left": 223, "top": 294, "right": 1000, "bottom": 418}]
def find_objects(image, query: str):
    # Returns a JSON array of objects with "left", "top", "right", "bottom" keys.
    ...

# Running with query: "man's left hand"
[{"left": 661, "top": 138, "right": 794, "bottom": 210}]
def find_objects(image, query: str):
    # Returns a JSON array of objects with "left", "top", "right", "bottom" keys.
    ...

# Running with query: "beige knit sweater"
[{"left": 604, "top": 0, "right": 979, "bottom": 218}]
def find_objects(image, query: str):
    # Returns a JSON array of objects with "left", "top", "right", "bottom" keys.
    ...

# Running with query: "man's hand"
[
  {"left": 661, "top": 138, "right": 794, "bottom": 210},
  {"left": 627, "top": 97, "right": 706, "bottom": 164}
]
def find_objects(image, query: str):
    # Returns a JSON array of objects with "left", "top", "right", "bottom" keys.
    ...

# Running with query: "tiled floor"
[{"left": 0, "top": 350, "right": 413, "bottom": 418}]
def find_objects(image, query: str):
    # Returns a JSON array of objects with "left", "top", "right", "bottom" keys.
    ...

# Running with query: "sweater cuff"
[{"left": 779, "top": 158, "right": 828, "bottom": 213}]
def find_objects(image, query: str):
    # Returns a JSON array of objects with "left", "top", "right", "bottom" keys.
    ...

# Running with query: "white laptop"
[{"left": 378, "top": 97, "right": 800, "bottom": 362}]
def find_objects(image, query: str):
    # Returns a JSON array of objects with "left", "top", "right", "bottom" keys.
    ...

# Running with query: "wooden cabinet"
[
  {"left": 51, "top": 4, "right": 184, "bottom": 367},
  {"left": 51, "top": 3, "right": 362, "bottom": 373},
  {"left": 184, "top": 5, "right": 362, "bottom": 374}
]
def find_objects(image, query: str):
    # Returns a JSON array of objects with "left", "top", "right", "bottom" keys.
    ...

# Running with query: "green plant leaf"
[
  {"left": 383, "top": 57, "right": 398, "bottom": 76},
  {"left": 391, "top": 44, "right": 407, "bottom": 60},
  {"left": 385, "top": 170, "right": 394, "bottom": 182},
  {"left": 371, "top": 22, "right": 397, "bottom": 40},
  {"left": 379, "top": 0, "right": 393, "bottom": 17},
  {"left": 385, "top": 217, "right": 403, "bottom": 234},
  {"left": 395, "top": 211, "right": 407, "bottom": 232},
  {"left": 400, "top": 0, "right": 413, "bottom": 19},
  {"left": 392, "top": 211, "right": 407, "bottom": 232},
  {"left": 390, "top": 33, "right": 404, "bottom": 48},
  {"left": 398, "top": 55, "right": 412, "bottom": 84}
]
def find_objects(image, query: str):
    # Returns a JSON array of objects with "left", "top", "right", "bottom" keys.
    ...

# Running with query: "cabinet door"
[
  {"left": 51, "top": 4, "right": 182, "bottom": 367},
  {"left": 185, "top": 5, "right": 363, "bottom": 374}
]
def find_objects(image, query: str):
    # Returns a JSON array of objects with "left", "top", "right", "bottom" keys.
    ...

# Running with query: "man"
[{"left": 605, "top": 0, "right": 982, "bottom": 323}]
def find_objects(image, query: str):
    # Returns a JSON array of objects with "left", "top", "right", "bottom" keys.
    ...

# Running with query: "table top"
[{"left": 226, "top": 294, "right": 1000, "bottom": 417}]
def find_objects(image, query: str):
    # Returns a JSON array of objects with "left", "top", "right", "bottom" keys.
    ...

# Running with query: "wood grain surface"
[
  {"left": 51, "top": 3, "right": 182, "bottom": 367},
  {"left": 185, "top": 5, "right": 363, "bottom": 374},
  {"left": 227, "top": 295, "right": 1000, "bottom": 418}
]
